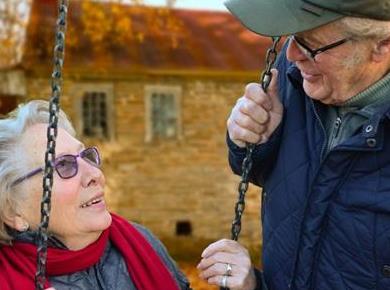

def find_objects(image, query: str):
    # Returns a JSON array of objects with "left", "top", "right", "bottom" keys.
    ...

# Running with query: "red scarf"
[{"left": 0, "top": 213, "right": 180, "bottom": 290}]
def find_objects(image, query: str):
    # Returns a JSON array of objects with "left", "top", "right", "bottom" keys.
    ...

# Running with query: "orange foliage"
[
  {"left": 179, "top": 262, "right": 219, "bottom": 290},
  {"left": 68, "top": 0, "right": 184, "bottom": 53},
  {"left": 1, "top": 0, "right": 183, "bottom": 68},
  {"left": 0, "top": 0, "right": 31, "bottom": 68}
]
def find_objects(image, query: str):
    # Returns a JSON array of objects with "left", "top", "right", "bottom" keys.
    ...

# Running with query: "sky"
[{"left": 144, "top": 0, "right": 227, "bottom": 11}]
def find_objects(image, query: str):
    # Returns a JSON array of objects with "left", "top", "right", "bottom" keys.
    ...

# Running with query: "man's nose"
[{"left": 286, "top": 37, "right": 310, "bottom": 62}]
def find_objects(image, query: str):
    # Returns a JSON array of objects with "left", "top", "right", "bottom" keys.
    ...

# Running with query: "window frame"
[
  {"left": 144, "top": 85, "right": 182, "bottom": 143},
  {"left": 72, "top": 83, "right": 115, "bottom": 141}
]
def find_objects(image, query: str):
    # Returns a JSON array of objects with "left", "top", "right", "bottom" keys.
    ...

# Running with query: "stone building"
[{"left": 0, "top": 0, "right": 274, "bottom": 259}]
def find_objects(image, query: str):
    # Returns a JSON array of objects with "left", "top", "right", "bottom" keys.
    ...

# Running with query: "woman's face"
[{"left": 16, "top": 123, "right": 112, "bottom": 249}]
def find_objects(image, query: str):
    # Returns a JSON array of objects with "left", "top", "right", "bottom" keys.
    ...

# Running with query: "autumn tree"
[
  {"left": 76, "top": 0, "right": 182, "bottom": 53},
  {"left": 0, "top": 0, "right": 31, "bottom": 68},
  {"left": 0, "top": 0, "right": 180, "bottom": 68}
]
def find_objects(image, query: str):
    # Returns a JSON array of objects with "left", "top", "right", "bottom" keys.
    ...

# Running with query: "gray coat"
[{"left": 15, "top": 223, "right": 190, "bottom": 290}]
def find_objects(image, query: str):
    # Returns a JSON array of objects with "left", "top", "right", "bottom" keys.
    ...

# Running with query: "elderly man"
[{"left": 197, "top": 1, "right": 390, "bottom": 290}]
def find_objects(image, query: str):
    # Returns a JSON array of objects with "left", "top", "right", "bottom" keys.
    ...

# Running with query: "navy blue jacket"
[{"left": 228, "top": 47, "right": 390, "bottom": 290}]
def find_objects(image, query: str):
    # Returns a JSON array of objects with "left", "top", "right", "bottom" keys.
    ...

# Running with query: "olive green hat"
[{"left": 225, "top": 0, "right": 390, "bottom": 37}]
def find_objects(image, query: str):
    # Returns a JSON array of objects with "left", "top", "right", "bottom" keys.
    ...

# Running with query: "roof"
[{"left": 23, "top": 0, "right": 273, "bottom": 76}]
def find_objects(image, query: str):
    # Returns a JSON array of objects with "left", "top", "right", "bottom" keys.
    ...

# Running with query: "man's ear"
[{"left": 373, "top": 37, "right": 390, "bottom": 62}]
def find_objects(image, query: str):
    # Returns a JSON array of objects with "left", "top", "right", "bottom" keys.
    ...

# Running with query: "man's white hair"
[
  {"left": 338, "top": 16, "right": 390, "bottom": 40},
  {"left": 336, "top": 17, "right": 390, "bottom": 68}
]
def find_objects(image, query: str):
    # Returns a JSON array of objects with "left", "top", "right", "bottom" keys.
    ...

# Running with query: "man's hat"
[{"left": 225, "top": 0, "right": 390, "bottom": 37}]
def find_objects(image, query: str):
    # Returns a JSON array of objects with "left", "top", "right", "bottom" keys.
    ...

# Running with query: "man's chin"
[{"left": 303, "top": 83, "right": 332, "bottom": 104}]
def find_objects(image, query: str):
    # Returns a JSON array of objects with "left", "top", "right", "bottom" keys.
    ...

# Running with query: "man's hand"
[{"left": 227, "top": 69, "right": 283, "bottom": 147}]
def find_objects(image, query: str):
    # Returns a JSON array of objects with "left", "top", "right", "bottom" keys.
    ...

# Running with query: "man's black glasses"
[{"left": 290, "top": 35, "right": 350, "bottom": 60}]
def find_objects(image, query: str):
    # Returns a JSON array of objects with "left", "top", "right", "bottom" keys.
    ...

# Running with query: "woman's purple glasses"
[{"left": 12, "top": 147, "right": 101, "bottom": 186}]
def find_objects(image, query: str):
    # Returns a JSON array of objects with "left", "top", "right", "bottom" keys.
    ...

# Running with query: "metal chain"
[
  {"left": 222, "top": 37, "right": 280, "bottom": 290},
  {"left": 230, "top": 36, "right": 280, "bottom": 241},
  {"left": 260, "top": 37, "right": 281, "bottom": 92},
  {"left": 35, "top": 1, "right": 68, "bottom": 289}
]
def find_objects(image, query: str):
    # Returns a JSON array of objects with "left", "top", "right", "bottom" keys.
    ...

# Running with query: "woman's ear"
[{"left": 3, "top": 210, "right": 29, "bottom": 232}]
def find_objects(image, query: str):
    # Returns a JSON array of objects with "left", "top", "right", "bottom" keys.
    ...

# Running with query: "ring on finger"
[
  {"left": 225, "top": 263, "right": 233, "bottom": 276},
  {"left": 221, "top": 275, "right": 228, "bottom": 288}
]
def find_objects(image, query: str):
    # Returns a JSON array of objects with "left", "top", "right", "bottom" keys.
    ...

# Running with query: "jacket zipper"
[
  {"left": 310, "top": 100, "right": 328, "bottom": 161},
  {"left": 290, "top": 99, "right": 328, "bottom": 289},
  {"left": 327, "top": 117, "right": 342, "bottom": 152},
  {"left": 333, "top": 117, "right": 342, "bottom": 138}
]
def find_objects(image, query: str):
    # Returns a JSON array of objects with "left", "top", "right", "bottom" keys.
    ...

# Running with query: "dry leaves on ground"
[{"left": 179, "top": 262, "right": 218, "bottom": 290}]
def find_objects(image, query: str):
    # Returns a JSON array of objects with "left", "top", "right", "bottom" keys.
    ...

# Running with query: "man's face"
[{"left": 286, "top": 22, "right": 380, "bottom": 105}]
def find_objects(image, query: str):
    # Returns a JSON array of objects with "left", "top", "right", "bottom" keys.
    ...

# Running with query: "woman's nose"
[{"left": 79, "top": 158, "right": 104, "bottom": 187}]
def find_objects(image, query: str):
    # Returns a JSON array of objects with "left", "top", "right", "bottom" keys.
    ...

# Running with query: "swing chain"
[
  {"left": 230, "top": 37, "right": 280, "bottom": 242},
  {"left": 224, "top": 36, "right": 280, "bottom": 290},
  {"left": 261, "top": 37, "right": 281, "bottom": 91},
  {"left": 35, "top": 1, "right": 68, "bottom": 289}
]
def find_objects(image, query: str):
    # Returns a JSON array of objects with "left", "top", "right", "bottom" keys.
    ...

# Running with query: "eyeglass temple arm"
[
  {"left": 312, "top": 38, "right": 349, "bottom": 56},
  {"left": 12, "top": 168, "right": 44, "bottom": 186}
]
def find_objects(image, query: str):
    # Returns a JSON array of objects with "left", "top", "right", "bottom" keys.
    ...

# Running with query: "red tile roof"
[{"left": 23, "top": 0, "right": 274, "bottom": 75}]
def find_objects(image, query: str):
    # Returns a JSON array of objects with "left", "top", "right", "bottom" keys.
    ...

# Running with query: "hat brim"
[{"left": 225, "top": 0, "right": 343, "bottom": 37}]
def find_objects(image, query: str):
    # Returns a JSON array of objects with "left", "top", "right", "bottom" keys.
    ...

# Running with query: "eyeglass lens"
[
  {"left": 291, "top": 35, "right": 349, "bottom": 60},
  {"left": 81, "top": 148, "right": 100, "bottom": 167},
  {"left": 291, "top": 36, "right": 313, "bottom": 58},
  {"left": 55, "top": 148, "right": 100, "bottom": 179}
]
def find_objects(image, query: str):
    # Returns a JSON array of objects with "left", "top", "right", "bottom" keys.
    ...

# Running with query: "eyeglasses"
[
  {"left": 290, "top": 35, "right": 350, "bottom": 60},
  {"left": 12, "top": 147, "right": 101, "bottom": 186}
]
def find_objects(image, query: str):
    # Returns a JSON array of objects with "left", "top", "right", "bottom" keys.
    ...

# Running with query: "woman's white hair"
[{"left": 0, "top": 100, "right": 75, "bottom": 244}]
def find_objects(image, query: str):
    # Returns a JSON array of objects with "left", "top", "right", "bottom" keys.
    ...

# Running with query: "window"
[
  {"left": 151, "top": 92, "right": 177, "bottom": 138},
  {"left": 72, "top": 83, "right": 114, "bottom": 141},
  {"left": 0, "top": 95, "right": 18, "bottom": 118},
  {"left": 82, "top": 92, "right": 108, "bottom": 139},
  {"left": 145, "top": 85, "right": 181, "bottom": 142},
  {"left": 176, "top": 221, "right": 192, "bottom": 236}
]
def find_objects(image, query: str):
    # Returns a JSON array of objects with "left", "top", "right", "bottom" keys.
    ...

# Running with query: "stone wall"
[
  {"left": 25, "top": 73, "right": 263, "bottom": 262},
  {"left": 0, "top": 70, "right": 26, "bottom": 96}
]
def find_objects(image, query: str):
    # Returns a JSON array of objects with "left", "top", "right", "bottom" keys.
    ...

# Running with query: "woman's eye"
[{"left": 56, "top": 159, "right": 70, "bottom": 168}]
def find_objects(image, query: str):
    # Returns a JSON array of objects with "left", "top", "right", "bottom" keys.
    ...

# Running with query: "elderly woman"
[
  {"left": 0, "top": 100, "right": 190, "bottom": 290},
  {"left": 198, "top": 0, "right": 390, "bottom": 290}
]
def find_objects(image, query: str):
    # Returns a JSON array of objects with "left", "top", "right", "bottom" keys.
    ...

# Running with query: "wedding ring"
[
  {"left": 221, "top": 275, "right": 228, "bottom": 288},
  {"left": 225, "top": 263, "right": 233, "bottom": 276}
]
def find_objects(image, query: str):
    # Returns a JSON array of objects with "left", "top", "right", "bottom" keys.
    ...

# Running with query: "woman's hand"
[{"left": 197, "top": 239, "right": 256, "bottom": 290}]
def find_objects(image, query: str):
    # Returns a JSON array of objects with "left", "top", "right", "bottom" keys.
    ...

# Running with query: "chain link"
[
  {"left": 35, "top": 1, "right": 68, "bottom": 289},
  {"left": 222, "top": 37, "right": 281, "bottom": 290},
  {"left": 261, "top": 37, "right": 281, "bottom": 91}
]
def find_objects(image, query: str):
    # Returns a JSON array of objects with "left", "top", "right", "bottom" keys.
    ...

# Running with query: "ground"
[{"left": 179, "top": 262, "right": 218, "bottom": 290}]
